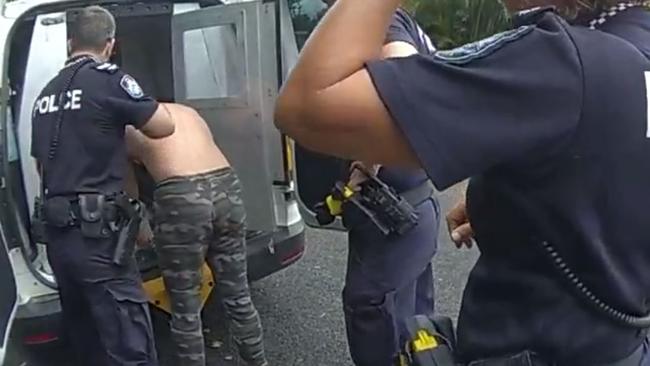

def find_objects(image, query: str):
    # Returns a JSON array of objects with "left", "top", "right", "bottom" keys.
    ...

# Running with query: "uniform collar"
[{"left": 64, "top": 53, "right": 100, "bottom": 67}]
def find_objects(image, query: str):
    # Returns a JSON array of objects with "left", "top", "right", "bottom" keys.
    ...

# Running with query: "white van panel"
[{"left": 17, "top": 12, "right": 67, "bottom": 218}]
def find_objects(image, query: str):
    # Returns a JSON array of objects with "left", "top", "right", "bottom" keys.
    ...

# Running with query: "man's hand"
[
  {"left": 136, "top": 219, "right": 154, "bottom": 248},
  {"left": 446, "top": 199, "right": 474, "bottom": 248}
]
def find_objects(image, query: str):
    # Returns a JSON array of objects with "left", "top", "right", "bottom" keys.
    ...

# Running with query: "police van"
[{"left": 0, "top": 0, "right": 341, "bottom": 362}]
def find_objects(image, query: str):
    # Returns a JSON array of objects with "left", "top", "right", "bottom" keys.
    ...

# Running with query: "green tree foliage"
[
  {"left": 404, "top": 0, "right": 511, "bottom": 49},
  {"left": 288, "top": 0, "right": 328, "bottom": 48},
  {"left": 287, "top": 0, "right": 511, "bottom": 50}
]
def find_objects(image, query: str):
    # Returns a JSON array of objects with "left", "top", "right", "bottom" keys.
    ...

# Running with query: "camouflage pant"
[{"left": 153, "top": 168, "right": 267, "bottom": 366}]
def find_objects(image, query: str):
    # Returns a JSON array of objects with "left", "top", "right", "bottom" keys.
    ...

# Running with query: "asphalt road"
[
  {"left": 154, "top": 182, "right": 475, "bottom": 366},
  {"left": 15, "top": 183, "right": 477, "bottom": 366}
]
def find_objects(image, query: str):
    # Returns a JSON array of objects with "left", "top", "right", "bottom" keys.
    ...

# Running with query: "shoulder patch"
[
  {"left": 433, "top": 25, "right": 535, "bottom": 65},
  {"left": 94, "top": 62, "right": 120, "bottom": 74},
  {"left": 120, "top": 74, "right": 144, "bottom": 99}
]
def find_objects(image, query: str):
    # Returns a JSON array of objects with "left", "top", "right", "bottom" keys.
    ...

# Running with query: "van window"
[
  {"left": 288, "top": 0, "right": 328, "bottom": 48},
  {"left": 182, "top": 24, "right": 245, "bottom": 100}
]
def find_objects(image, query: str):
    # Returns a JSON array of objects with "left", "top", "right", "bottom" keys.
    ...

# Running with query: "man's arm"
[
  {"left": 276, "top": 3, "right": 582, "bottom": 191},
  {"left": 347, "top": 40, "right": 419, "bottom": 187},
  {"left": 139, "top": 103, "right": 174, "bottom": 139},
  {"left": 274, "top": 0, "right": 416, "bottom": 167},
  {"left": 382, "top": 41, "right": 418, "bottom": 58},
  {"left": 124, "top": 161, "right": 139, "bottom": 200}
]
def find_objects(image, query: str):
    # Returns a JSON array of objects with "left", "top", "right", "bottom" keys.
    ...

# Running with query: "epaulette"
[
  {"left": 433, "top": 25, "right": 535, "bottom": 66},
  {"left": 94, "top": 62, "right": 120, "bottom": 74}
]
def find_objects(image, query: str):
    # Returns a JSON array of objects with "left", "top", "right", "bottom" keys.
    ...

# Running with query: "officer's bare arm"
[
  {"left": 347, "top": 40, "right": 419, "bottom": 184},
  {"left": 274, "top": 0, "right": 418, "bottom": 167},
  {"left": 139, "top": 103, "right": 175, "bottom": 139},
  {"left": 383, "top": 41, "right": 418, "bottom": 58}
]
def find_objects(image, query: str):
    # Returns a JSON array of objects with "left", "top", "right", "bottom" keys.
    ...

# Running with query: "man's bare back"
[{"left": 126, "top": 103, "right": 229, "bottom": 182}]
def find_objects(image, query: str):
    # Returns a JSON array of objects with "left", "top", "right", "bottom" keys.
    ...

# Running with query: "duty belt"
[
  {"left": 400, "top": 181, "right": 435, "bottom": 207},
  {"left": 41, "top": 192, "right": 143, "bottom": 267},
  {"left": 401, "top": 316, "right": 647, "bottom": 366},
  {"left": 42, "top": 194, "right": 121, "bottom": 228},
  {"left": 466, "top": 344, "right": 645, "bottom": 366},
  {"left": 340, "top": 179, "right": 433, "bottom": 236}
]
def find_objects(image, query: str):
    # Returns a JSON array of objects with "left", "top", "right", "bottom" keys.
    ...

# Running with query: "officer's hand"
[
  {"left": 348, "top": 161, "right": 380, "bottom": 189},
  {"left": 137, "top": 219, "right": 154, "bottom": 248},
  {"left": 446, "top": 199, "right": 474, "bottom": 249}
]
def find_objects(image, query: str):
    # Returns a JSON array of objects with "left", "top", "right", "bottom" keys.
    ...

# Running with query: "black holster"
[
  {"left": 42, "top": 196, "right": 76, "bottom": 228},
  {"left": 399, "top": 315, "right": 457, "bottom": 366},
  {"left": 111, "top": 194, "right": 143, "bottom": 267},
  {"left": 31, "top": 196, "right": 49, "bottom": 243},
  {"left": 76, "top": 193, "right": 143, "bottom": 266},
  {"left": 78, "top": 194, "right": 111, "bottom": 239},
  {"left": 342, "top": 180, "right": 433, "bottom": 236}
]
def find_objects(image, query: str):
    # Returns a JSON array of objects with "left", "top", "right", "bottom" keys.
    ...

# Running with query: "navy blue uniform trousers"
[
  {"left": 343, "top": 198, "right": 440, "bottom": 366},
  {"left": 46, "top": 226, "right": 158, "bottom": 366}
]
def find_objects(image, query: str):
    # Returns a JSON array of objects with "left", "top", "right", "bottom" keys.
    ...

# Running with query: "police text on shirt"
[{"left": 33, "top": 89, "right": 82, "bottom": 116}]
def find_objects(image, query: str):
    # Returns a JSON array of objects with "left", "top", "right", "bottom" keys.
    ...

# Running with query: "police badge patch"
[
  {"left": 120, "top": 74, "right": 144, "bottom": 99},
  {"left": 434, "top": 25, "right": 534, "bottom": 65}
]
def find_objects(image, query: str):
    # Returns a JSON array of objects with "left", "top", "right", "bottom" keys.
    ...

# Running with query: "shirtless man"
[{"left": 124, "top": 103, "right": 267, "bottom": 366}]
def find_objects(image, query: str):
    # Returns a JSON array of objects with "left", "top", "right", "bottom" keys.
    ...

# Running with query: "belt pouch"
[
  {"left": 78, "top": 194, "right": 109, "bottom": 238},
  {"left": 43, "top": 197, "right": 74, "bottom": 228}
]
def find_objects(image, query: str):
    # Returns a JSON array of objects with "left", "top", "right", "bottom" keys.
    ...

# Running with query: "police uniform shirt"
[
  {"left": 31, "top": 55, "right": 158, "bottom": 197},
  {"left": 378, "top": 8, "right": 435, "bottom": 193},
  {"left": 386, "top": 8, "right": 436, "bottom": 55},
  {"left": 366, "top": 6, "right": 650, "bottom": 364}
]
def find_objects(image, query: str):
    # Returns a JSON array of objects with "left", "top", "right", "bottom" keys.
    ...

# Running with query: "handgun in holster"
[
  {"left": 397, "top": 315, "right": 457, "bottom": 366},
  {"left": 77, "top": 193, "right": 143, "bottom": 267},
  {"left": 111, "top": 194, "right": 143, "bottom": 267},
  {"left": 313, "top": 165, "right": 424, "bottom": 236}
]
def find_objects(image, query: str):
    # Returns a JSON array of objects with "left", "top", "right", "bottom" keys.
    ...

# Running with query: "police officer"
[
  {"left": 319, "top": 6, "right": 441, "bottom": 366},
  {"left": 30, "top": 6, "right": 174, "bottom": 366},
  {"left": 276, "top": 0, "right": 650, "bottom": 365}
]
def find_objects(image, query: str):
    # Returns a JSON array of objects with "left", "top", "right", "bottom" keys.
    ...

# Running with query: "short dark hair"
[{"left": 68, "top": 6, "right": 115, "bottom": 53}]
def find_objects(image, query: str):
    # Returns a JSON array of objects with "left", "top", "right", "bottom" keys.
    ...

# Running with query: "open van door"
[
  {"left": 171, "top": 0, "right": 284, "bottom": 233},
  {"left": 274, "top": 0, "right": 347, "bottom": 230},
  {"left": 0, "top": 226, "right": 17, "bottom": 365}
]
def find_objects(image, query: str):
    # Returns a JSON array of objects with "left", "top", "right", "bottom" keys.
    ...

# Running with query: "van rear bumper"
[
  {"left": 247, "top": 229, "right": 306, "bottom": 281},
  {"left": 10, "top": 224, "right": 306, "bottom": 351}
]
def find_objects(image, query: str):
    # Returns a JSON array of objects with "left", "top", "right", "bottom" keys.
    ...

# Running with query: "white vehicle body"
[{"left": 0, "top": 0, "right": 342, "bottom": 362}]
